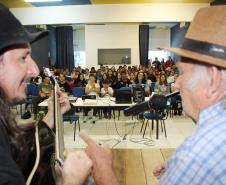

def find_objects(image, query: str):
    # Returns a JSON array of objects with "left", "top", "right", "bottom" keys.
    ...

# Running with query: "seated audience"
[
  {"left": 99, "top": 73, "right": 108, "bottom": 88},
  {"left": 90, "top": 67, "right": 96, "bottom": 75},
  {"left": 167, "top": 70, "right": 176, "bottom": 92},
  {"left": 135, "top": 72, "right": 150, "bottom": 95},
  {"left": 79, "top": 74, "right": 87, "bottom": 87},
  {"left": 164, "top": 56, "right": 174, "bottom": 69},
  {"left": 155, "top": 74, "right": 169, "bottom": 95},
  {"left": 115, "top": 70, "right": 131, "bottom": 89},
  {"left": 68, "top": 71, "right": 80, "bottom": 93},
  {"left": 129, "top": 72, "right": 136, "bottom": 85},
  {"left": 152, "top": 57, "right": 161, "bottom": 70},
  {"left": 101, "top": 79, "right": 114, "bottom": 118},
  {"left": 107, "top": 69, "right": 115, "bottom": 85},
  {"left": 84, "top": 74, "right": 100, "bottom": 124},
  {"left": 96, "top": 69, "right": 102, "bottom": 81},
  {"left": 84, "top": 68, "right": 90, "bottom": 81},
  {"left": 32, "top": 76, "right": 53, "bottom": 119},
  {"left": 58, "top": 73, "right": 71, "bottom": 94},
  {"left": 112, "top": 72, "right": 121, "bottom": 89}
]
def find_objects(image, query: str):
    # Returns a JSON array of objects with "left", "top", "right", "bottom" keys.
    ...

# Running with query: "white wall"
[
  {"left": 148, "top": 29, "right": 171, "bottom": 61},
  {"left": 10, "top": 3, "right": 209, "bottom": 25},
  {"left": 85, "top": 24, "right": 139, "bottom": 68},
  {"left": 149, "top": 29, "right": 170, "bottom": 50}
]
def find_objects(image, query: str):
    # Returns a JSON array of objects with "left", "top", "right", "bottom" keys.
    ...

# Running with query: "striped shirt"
[{"left": 159, "top": 99, "right": 226, "bottom": 185}]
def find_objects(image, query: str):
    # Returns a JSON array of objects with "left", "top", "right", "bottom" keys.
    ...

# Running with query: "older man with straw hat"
[
  {"left": 151, "top": 5, "right": 226, "bottom": 185},
  {"left": 80, "top": 5, "right": 226, "bottom": 185}
]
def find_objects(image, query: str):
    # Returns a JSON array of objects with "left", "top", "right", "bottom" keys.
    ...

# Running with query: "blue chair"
[
  {"left": 119, "top": 86, "right": 131, "bottom": 91},
  {"left": 21, "top": 83, "right": 39, "bottom": 117},
  {"left": 150, "top": 82, "right": 156, "bottom": 92},
  {"left": 27, "top": 83, "right": 39, "bottom": 97},
  {"left": 63, "top": 114, "right": 80, "bottom": 141},
  {"left": 140, "top": 103, "right": 168, "bottom": 140},
  {"left": 72, "top": 87, "right": 85, "bottom": 115},
  {"left": 26, "top": 83, "right": 39, "bottom": 105},
  {"left": 72, "top": 87, "right": 84, "bottom": 97}
]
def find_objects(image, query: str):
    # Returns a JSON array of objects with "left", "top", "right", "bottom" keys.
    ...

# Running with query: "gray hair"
[{"left": 187, "top": 64, "right": 226, "bottom": 97}]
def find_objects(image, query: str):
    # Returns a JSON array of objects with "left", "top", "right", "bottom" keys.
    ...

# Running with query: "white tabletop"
[{"left": 39, "top": 97, "right": 150, "bottom": 108}]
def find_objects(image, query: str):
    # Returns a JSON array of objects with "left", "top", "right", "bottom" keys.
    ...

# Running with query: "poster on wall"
[{"left": 98, "top": 48, "right": 131, "bottom": 65}]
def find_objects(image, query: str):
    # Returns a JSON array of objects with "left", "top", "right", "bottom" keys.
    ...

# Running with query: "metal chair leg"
[
  {"left": 142, "top": 120, "right": 149, "bottom": 138},
  {"left": 163, "top": 120, "right": 167, "bottom": 138},
  {"left": 78, "top": 119, "right": 80, "bottom": 131},
  {"left": 152, "top": 119, "right": 154, "bottom": 130},
  {"left": 140, "top": 119, "right": 145, "bottom": 133},
  {"left": 74, "top": 121, "right": 76, "bottom": 141},
  {"left": 161, "top": 120, "right": 163, "bottom": 132},
  {"left": 156, "top": 120, "right": 159, "bottom": 140}
]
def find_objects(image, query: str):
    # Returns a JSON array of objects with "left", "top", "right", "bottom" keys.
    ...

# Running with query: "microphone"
[
  {"left": 165, "top": 91, "right": 180, "bottom": 98},
  {"left": 123, "top": 91, "right": 179, "bottom": 116}
]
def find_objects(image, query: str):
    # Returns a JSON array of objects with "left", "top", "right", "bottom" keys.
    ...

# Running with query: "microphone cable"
[
  {"left": 112, "top": 115, "right": 156, "bottom": 148},
  {"left": 129, "top": 116, "right": 155, "bottom": 147}
]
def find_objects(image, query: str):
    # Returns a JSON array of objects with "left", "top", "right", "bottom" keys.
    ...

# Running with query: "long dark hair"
[
  {"left": 0, "top": 87, "right": 28, "bottom": 168},
  {"left": 135, "top": 72, "right": 146, "bottom": 84}
]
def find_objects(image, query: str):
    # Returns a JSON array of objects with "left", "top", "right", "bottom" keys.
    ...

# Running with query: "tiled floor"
[
  {"left": 63, "top": 113, "right": 195, "bottom": 149},
  {"left": 15, "top": 106, "right": 195, "bottom": 150}
]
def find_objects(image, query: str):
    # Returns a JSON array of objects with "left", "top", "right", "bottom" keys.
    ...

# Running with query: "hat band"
[{"left": 182, "top": 38, "right": 226, "bottom": 60}]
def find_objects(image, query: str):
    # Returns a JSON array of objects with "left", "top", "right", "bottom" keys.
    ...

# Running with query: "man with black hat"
[
  {"left": 0, "top": 3, "right": 92, "bottom": 185},
  {"left": 80, "top": 5, "right": 226, "bottom": 185}
]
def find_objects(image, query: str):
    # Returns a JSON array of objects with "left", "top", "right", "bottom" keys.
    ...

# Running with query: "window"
[
  {"left": 148, "top": 50, "right": 169, "bottom": 62},
  {"left": 74, "top": 51, "right": 86, "bottom": 67}
]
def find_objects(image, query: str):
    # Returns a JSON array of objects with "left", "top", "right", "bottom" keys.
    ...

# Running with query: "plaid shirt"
[{"left": 159, "top": 99, "right": 226, "bottom": 185}]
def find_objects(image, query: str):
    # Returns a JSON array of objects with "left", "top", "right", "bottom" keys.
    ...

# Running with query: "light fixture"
[{"left": 25, "top": 0, "right": 62, "bottom": 2}]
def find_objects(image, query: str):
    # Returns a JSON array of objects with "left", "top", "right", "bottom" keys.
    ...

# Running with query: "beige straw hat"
[{"left": 164, "top": 5, "right": 226, "bottom": 69}]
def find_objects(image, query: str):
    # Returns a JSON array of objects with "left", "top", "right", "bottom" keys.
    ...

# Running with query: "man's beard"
[{"left": 10, "top": 97, "right": 26, "bottom": 106}]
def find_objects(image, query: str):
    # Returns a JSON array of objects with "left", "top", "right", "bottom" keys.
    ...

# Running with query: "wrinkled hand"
[
  {"left": 55, "top": 150, "right": 93, "bottom": 185},
  {"left": 153, "top": 163, "right": 166, "bottom": 180},
  {"left": 80, "top": 132, "right": 119, "bottom": 185}
]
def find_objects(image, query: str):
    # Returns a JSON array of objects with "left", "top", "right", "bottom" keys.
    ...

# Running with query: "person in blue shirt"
[
  {"left": 153, "top": 6, "right": 226, "bottom": 185},
  {"left": 134, "top": 71, "right": 150, "bottom": 95}
]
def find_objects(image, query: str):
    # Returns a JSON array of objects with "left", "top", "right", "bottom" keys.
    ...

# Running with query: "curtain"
[
  {"left": 139, "top": 25, "right": 149, "bottom": 67},
  {"left": 47, "top": 25, "right": 56, "bottom": 66},
  {"left": 170, "top": 23, "right": 189, "bottom": 62},
  {"left": 56, "top": 26, "right": 74, "bottom": 72}
]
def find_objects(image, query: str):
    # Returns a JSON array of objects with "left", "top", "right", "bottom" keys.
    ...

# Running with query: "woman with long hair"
[
  {"left": 134, "top": 72, "right": 149, "bottom": 95},
  {"left": 99, "top": 73, "right": 107, "bottom": 88},
  {"left": 155, "top": 74, "right": 169, "bottom": 95}
]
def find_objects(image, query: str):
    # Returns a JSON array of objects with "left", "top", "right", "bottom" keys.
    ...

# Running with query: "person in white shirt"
[
  {"left": 101, "top": 79, "right": 114, "bottom": 98},
  {"left": 101, "top": 79, "right": 114, "bottom": 118},
  {"left": 84, "top": 68, "right": 90, "bottom": 81},
  {"left": 84, "top": 74, "right": 100, "bottom": 123}
]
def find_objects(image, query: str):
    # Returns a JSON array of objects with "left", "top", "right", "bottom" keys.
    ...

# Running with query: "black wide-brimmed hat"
[
  {"left": 162, "top": 5, "right": 226, "bottom": 69},
  {"left": 0, "top": 3, "right": 48, "bottom": 52}
]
